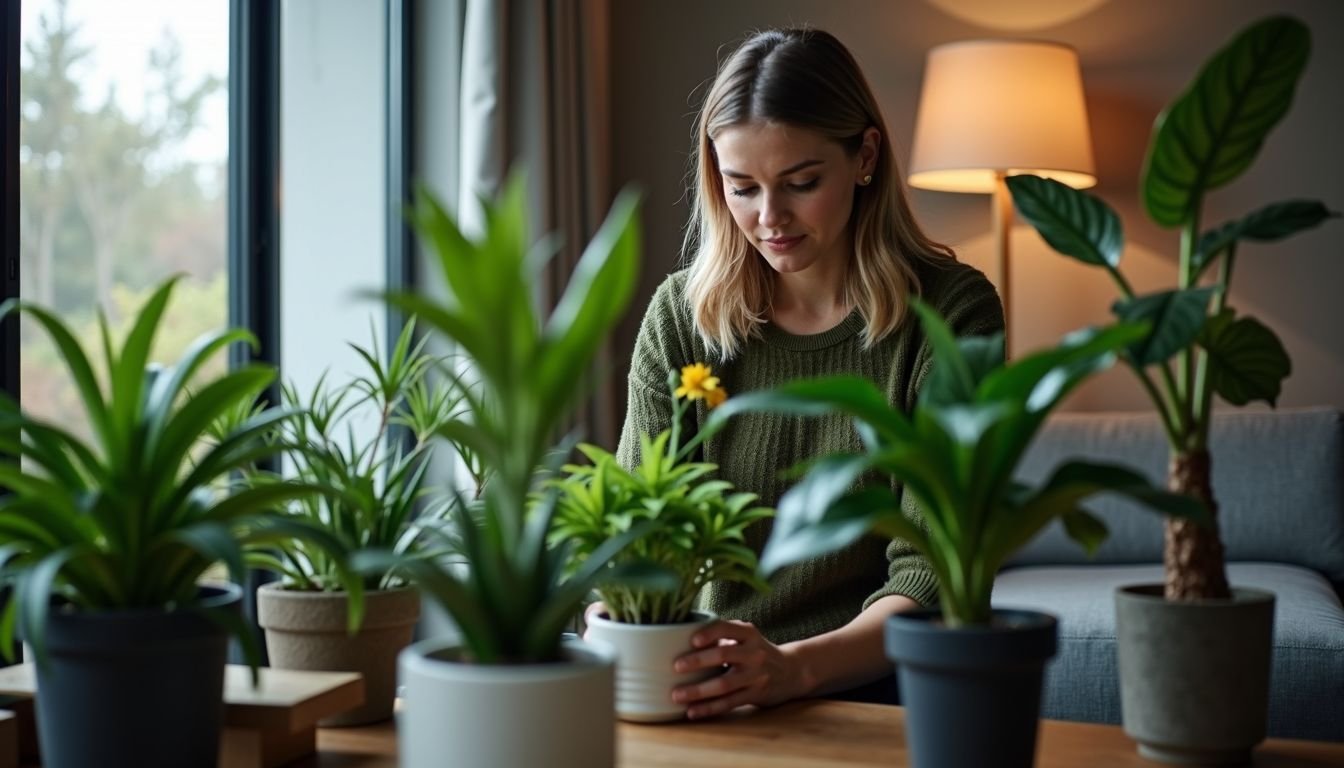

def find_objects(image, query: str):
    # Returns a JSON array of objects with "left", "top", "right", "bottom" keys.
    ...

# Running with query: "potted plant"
[
  {"left": 707, "top": 301, "right": 1204, "bottom": 768},
  {"left": 353, "top": 175, "right": 646, "bottom": 768},
  {"left": 0, "top": 278, "right": 356, "bottom": 768},
  {"left": 248, "top": 319, "right": 461, "bottom": 726},
  {"left": 1005, "top": 15, "right": 1338, "bottom": 762},
  {"left": 550, "top": 364, "right": 772, "bottom": 722}
]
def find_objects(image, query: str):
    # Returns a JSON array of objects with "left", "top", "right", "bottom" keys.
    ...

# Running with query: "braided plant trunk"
[{"left": 1165, "top": 450, "right": 1232, "bottom": 601}]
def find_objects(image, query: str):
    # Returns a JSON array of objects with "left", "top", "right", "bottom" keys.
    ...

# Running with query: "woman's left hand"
[{"left": 670, "top": 619, "right": 809, "bottom": 719}]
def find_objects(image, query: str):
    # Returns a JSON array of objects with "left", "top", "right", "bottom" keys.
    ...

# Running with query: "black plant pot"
[
  {"left": 886, "top": 609, "right": 1058, "bottom": 768},
  {"left": 34, "top": 583, "right": 240, "bottom": 768}
]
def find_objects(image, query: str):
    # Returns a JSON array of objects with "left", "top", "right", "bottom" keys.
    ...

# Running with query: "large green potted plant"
[
  {"left": 1005, "top": 15, "right": 1338, "bottom": 763},
  {"left": 0, "top": 278, "right": 356, "bottom": 768},
  {"left": 352, "top": 175, "right": 646, "bottom": 768},
  {"left": 551, "top": 364, "right": 772, "bottom": 722},
  {"left": 249, "top": 319, "right": 460, "bottom": 726},
  {"left": 707, "top": 302, "right": 1203, "bottom": 768}
]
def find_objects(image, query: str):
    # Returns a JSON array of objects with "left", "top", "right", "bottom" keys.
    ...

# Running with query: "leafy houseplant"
[
  {"left": 1006, "top": 16, "right": 1338, "bottom": 762},
  {"left": 1007, "top": 16, "right": 1336, "bottom": 602},
  {"left": 0, "top": 278, "right": 350, "bottom": 768},
  {"left": 250, "top": 319, "right": 462, "bottom": 726},
  {"left": 550, "top": 364, "right": 772, "bottom": 721},
  {"left": 354, "top": 175, "right": 645, "bottom": 768},
  {"left": 708, "top": 302, "right": 1202, "bottom": 768}
]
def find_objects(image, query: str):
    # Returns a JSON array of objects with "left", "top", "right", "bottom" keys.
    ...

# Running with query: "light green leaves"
[{"left": 1142, "top": 16, "right": 1310, "bottom": 227}]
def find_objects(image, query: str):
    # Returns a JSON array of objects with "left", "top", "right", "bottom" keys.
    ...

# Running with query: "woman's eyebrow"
[{"left": 720, "top": 159, "right": 824, "bottom": 180}]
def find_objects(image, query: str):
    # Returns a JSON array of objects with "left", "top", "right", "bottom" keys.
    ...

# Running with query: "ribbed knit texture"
[{"left": 616, "top": 257, "right": 1004, "bottom": 644}]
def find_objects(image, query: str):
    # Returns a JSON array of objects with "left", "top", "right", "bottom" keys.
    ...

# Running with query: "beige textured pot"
[
  {"left": 585, "top": 611, "right": 718, "bottom": 722},
  {"left": 257, "top": 583, "right": 420, "bottom": 726},
  {"left": 399, "top": 637, "right": 615, "bottom": 768}
]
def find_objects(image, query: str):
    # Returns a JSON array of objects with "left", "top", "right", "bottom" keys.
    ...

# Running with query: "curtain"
[{"left": 453, "top": 0, "right": 620, "bottom": 449}]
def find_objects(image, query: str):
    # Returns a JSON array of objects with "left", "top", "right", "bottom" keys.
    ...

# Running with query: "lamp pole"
[{"left": 992, "top": 170, "right": 1014, "bottom": 358}]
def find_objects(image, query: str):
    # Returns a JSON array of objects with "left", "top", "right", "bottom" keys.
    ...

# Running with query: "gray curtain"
[{"left": 454, "top": 0, "right": 619, "bottom": 449}]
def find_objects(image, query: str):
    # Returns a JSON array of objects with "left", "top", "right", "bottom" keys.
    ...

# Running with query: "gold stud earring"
[{"left": 861, "top": 174, "right": 873, "bottom": 186}]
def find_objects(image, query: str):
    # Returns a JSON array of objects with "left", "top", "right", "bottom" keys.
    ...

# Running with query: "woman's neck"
[{"left": 770, "top": 259, "right": 851, "bottom": 334}]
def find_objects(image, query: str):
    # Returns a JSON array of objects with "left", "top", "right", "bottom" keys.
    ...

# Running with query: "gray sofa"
[{"left": 993, "top": 408, "right": 1344, "bottom": 742}]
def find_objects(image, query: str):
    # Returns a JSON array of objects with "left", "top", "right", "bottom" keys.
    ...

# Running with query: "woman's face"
[{"left": 713, "top": 121, "right": 875, "bottom": 276}]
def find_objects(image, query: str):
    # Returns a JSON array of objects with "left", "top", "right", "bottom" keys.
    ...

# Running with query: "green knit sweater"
[{"left": 615, "top": 256, "right": 1004, "bottom": 644}]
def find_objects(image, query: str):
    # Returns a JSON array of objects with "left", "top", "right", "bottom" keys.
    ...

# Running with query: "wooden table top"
[{"left": 306, "top": 699, "right": 1344, "bottom": 767}]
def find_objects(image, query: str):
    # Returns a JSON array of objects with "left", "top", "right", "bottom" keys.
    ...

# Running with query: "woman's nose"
[{"left": 759, "top": 192, "right": 789, "bottom": 228}]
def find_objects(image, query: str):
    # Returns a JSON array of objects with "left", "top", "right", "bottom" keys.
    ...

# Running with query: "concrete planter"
[
  {"left": 34, "top": 583, "right": 238, "bottom": 768},
  {"left": 257, "top": 583, "right": 419, "bottom": 726},
  {"left": 1115, "top": 584, "right": 1275, "bottom": 764},
  {"left": 885, "top": 609, "right": 1058, "bottom": 768},
  {"left": 585, "top": 611, "right": 717, "bottom": 722},
  {"left": 398, "top": 636, "right": 615, "bottom": 768}
]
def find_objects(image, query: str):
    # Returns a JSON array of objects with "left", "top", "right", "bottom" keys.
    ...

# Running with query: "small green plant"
[
  {"left": 1007, "top": 15, "right": 1338, "bottom": 600},
  {"left": 354, "top": 174, "right": 650, "bottom": 663},
  {"left": 244, "top": 319, "right": 465, "bottom": 592},
  {"left": 550, "top": 364, "right": 771, "bottom": 625},
  {"left": 709, "top": 303, "right": 1205, "bottom": 627},
  {"left": 0, "top": 278, "right": 357, "bottom": 666}
]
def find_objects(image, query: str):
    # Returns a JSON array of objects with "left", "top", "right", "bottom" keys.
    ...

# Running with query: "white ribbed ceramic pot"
[
  {"left": 585, "top": 611, "right": 718, "bottom": 722},
  {"left": 398, "top": 637, "right": 615, "bottom": 768}
]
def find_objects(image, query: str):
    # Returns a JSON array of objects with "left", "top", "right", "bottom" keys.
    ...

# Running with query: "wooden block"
[
  {"left": 0, "top": 664, "right": 364, "bottom": 768},
  {"left": 0, "top": 710, "right": 17, "bottom": 768}
]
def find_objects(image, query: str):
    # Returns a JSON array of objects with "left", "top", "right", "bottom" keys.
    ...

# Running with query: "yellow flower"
[
  {"left": 675, "top": 362, "right": 720, "bottom": 401},
  {"left": 705, "top": 386, "right": 728, "bottom": 409}
]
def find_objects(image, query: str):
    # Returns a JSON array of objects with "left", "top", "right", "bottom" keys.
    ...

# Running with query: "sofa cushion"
[
  {"left": 1007, "top": 409, "right": 1344, "bottom": 590},
  {"left": 992, "top": 562, "right": 1344, "bottom": 741}
]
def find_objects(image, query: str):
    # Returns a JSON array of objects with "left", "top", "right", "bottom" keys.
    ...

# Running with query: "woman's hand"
[{"left": 670, "top": 619, "right": 810, "bottom": 720}]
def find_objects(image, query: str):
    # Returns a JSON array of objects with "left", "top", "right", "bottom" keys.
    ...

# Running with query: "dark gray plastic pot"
[
  {"left": 886, "top": 609, "right": 1058, "bottom": 768},
  {"left": 33, "top": 583, "right": 239, "bottom": 768}
]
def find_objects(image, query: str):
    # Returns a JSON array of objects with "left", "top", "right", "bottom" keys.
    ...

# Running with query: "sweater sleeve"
[
  {"left": 615, "top": 275, "right": 692, "bottom": 470},
  {"left": 863, "top": 262, "right": 1006, "bottom": 610}
]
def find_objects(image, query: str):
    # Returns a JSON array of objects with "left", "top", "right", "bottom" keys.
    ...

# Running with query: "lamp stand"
[{"left": 992, "top": 171, "right": 1013, "bottom": 358}]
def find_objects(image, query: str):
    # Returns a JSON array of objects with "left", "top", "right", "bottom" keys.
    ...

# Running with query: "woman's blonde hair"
[{"left": 684, "top": 28, "right": 957, "bottom": 358}]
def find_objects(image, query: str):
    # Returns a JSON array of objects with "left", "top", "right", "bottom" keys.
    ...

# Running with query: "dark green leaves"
[
  {"left": 1113, "top": 288, "right": 1217, "bottom": 366},
  {"left": 1194, "top": 200, "right": 1339, "bottom": 278},
  {"left": 1006, "top": 174, "right": 1124, "bottom": 269},
  {"left": 1199, "top": 310, "right": 1291, "bottom": 406},
  {"left": 1142, "top": 16, "right": 1311, "bottom": 226}
]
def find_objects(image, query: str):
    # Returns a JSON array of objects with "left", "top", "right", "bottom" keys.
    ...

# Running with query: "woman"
[{"left": 612, "top": 27, "right": 1003, "bottom": 719}]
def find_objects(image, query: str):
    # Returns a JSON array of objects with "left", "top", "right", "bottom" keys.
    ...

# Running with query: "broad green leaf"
[
  {"left": 1061, "top": 509, "right": 1109, "bottom": 556},
  {"left": 1112, "top": 288, "right": 1216, "bottom": 366},
  {"left": 1193, "top": 200, "right": 1339, "bottom": 278},
  {"left": 761, "top": 485, "right": 904, "bottom": 575},
  {"left": 1199, "top": 310, "right": 1291, "bottom": 406},
  {"left": 1142, "top": 16, "right": 1311, "bottom": 226},
  {"left": 109, "top": 277, "right": 177, "bottom": 444},
  {"left": 708, "top": 376, "right": 913, "bottom": 446},
  {"left": 1006, "top": 174, "right": 1124, "bottom": 268}
]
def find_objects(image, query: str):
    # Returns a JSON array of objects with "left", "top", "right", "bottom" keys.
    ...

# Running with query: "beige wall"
[{"left": 608, "top": 0, "right": 1344, "bottom": 413}]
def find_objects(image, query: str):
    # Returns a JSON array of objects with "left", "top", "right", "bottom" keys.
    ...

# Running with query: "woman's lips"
[{"left": 763, "top": 235, "right": 803, "bottom": 252}]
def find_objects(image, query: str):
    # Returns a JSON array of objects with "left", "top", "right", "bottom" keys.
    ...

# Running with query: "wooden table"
[{"left": 305, "top": 700, "right": 1344, "bottom": 767}]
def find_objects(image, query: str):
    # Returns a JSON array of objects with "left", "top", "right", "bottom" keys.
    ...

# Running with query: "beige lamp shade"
[{"left": 908, "top": 40, "right": 1096, "bottom": 193}]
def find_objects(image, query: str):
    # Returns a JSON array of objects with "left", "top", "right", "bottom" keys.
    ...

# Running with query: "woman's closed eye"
[{"left": 727, "top": 178, "right": 820, "bottom": 198}]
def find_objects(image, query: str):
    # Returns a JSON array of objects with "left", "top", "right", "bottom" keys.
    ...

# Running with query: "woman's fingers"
[{"left": 672, "top": 664, "right": 763, "bottom": 708}]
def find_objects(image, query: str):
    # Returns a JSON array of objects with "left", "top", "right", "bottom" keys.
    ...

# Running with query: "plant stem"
[
  {"left": 1193, "top": 244, "right": 1236, "bottom": 448},
  {"left": 1134, "top": 365, "right": 1181, "bottom": 446}
]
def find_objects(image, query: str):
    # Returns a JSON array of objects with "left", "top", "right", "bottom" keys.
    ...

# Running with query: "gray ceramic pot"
[
  {"left": 886, "top": 609, "right": 1058, "bottom": 768},
  {"left": 1115, "top": 584, "right": 1275, "bottom": 764},
  {"left": 257, "top": 583, "right": 420, "bottom": 725}
]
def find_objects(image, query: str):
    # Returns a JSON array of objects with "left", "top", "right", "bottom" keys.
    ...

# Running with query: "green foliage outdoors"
[
  {"left": 1006, "top": 15, "right": 1338, "bottom": 599},
  {"left": 550, "top": 368, "right": 772, "bottom": 625},
  {"left": 353, "top": 174, "right": 648, "bottom": 663},
  {"left": 239, "top": 320, "right": 468, "bottom": 593},
  {"left": 0, "top": 279, "right": 360, "bottom": 670},
  {"left": 706, "top": 303, "right": 1205, "bottom": 627}
]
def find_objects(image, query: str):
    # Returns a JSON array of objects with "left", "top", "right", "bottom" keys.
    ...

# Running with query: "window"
[{"left": 17, "top": 0, "right": 230, "bottom": 437}]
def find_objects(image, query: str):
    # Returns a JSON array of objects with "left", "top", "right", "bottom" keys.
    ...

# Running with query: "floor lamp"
[{"left": 908, "top": 40, "right": 1096, "bottom": 356}]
